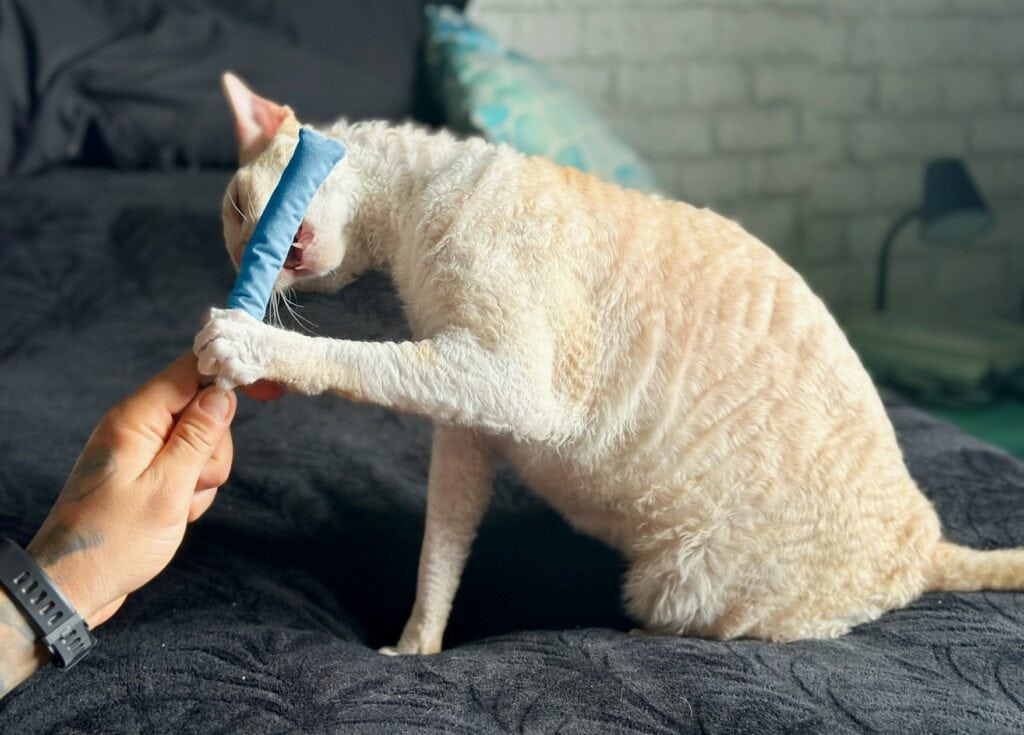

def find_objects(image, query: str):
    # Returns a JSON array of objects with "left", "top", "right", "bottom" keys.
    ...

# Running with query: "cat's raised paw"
[
  {"left": 377, "top": 640, "right": 442, "bottom": 656},
  {"left": 193, "top": 307, "right": 274, "bottom": 391}
]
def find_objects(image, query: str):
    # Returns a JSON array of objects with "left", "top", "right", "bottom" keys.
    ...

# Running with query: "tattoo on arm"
[
  {"left": 0, "top": 596, "right": 35, "bottom": 644},
  {"left": 60, "top": 446, "right": 116, "bottom": 503},
  {"left": 0, "top": 446, "right": 115, "bottom": 698},
  {"left": 0, "top": 590, "right": 46, "bottom": 699},
  {"left": 2, "top": 522, "right": 104, "bottom": 699},
  {"left": 28, "top": 522, "right": 104, "bottom": 569}
]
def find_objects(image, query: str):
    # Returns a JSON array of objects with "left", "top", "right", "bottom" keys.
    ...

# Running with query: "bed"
[{"left": 2, "top": 3, "right": 1024, "bottom": 734}]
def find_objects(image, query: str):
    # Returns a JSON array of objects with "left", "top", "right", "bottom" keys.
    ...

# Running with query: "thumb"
[{"left": 151, "top": 387, "right": 236, "bottom": 486}]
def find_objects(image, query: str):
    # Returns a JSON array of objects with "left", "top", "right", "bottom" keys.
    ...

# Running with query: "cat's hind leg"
[
  {"left": 622, "top": 544, "right": 733, "bottom": 639},
  {"left": 623, "top": 544, "right": 887, "bottom": 642},
  {"left": 381, "top": 426, "right": 496, "bottom": 655},
  {"left": 621, "top": 541, "right": 766, "bottom": 640}
]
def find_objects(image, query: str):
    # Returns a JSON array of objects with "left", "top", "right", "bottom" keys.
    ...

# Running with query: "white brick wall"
[{"left": 468, "top": 0, "right": 1024, "bottom": 319}]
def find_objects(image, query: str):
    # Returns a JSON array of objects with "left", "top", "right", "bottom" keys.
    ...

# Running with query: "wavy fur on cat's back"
[
  {"left": 504, "top": 157, "right": 1024, "bottom": 640},
  {"left": 520, "top": 158, "right": 1024, "bottom": 642}
]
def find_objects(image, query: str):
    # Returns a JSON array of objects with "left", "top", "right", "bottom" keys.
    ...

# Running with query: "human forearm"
[
  {"left": 0, "top": 586, "right": 48, "bottom": 698},
  {"left": 0, "top": 535, "right": 101, "bottom": 701}
]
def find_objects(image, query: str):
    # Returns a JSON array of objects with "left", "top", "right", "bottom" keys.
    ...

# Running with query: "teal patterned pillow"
[{"left": 423, "top": 5, "right": 661, "bottom": 193}]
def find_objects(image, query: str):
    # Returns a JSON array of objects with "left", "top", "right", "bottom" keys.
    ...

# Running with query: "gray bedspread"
[{"left": 1, "top": 170, "right": 1022, "bottom": 734}]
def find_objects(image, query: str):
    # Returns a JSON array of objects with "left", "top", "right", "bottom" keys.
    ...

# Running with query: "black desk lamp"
[{"left": 875, "top": 158, "right": 994, "bottom": 311}]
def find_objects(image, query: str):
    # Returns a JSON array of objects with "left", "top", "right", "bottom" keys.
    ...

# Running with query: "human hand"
[{"left": 25, "top": 353, "right": 237, "bottom": 629}]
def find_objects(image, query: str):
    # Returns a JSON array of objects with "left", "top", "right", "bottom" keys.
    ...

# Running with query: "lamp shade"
[{"left": 919, "top": 158, "right": 994, "bottom": 242}]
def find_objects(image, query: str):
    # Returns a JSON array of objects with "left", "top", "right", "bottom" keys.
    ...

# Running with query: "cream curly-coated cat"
[{"left": 195, "top": 73, "right": 1024, "bottom": 653}]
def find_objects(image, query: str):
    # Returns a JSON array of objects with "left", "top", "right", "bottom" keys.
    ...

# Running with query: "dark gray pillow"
[{"left": 0, "top": 0, "right": 466, "bottom": 174}]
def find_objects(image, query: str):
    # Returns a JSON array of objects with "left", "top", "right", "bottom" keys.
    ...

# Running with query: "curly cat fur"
[{"left": 197, "top": 73, "right": 1024, "bottom": 652}]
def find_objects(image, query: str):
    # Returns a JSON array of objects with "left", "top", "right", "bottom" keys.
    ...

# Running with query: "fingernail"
[{"left": 199, "top": 389, "right": 231, "bottom": 419}]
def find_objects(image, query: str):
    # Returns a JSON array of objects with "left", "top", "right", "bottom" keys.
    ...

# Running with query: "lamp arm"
[{"left": 875, "top": 207, "right": 921, "bottom": 312}]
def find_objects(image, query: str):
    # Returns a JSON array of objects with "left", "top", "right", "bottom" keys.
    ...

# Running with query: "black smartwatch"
[{"left": 0, "top": 539, "right": 95, "bottom": 669}]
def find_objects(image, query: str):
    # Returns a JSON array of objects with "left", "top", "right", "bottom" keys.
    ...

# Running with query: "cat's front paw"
[
  {"left": 377, "top": 640, "right": 442, "bottom": 656},
  {"left": 377, "top": 624, "right": 443, "bottom": 655},
  {"left": 194, "top": 307, "right": 275, "bottom": 391}
]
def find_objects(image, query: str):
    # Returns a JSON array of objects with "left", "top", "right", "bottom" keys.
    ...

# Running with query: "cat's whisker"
[
  {"left": 285, "top": 304, "right": 318, "bottom": 334},
  {"left": 245, "top": 198, "right": 259, "bottom": 227},
  {"left": 282, "top": 287, "right": 307, "bottom": 310},
  {"left": 280, "top": 288, "right": 319, "bottom": 334},
  {"left": 276, "top": 293, "right": 285, "bottom": 329},
  {"left": 230, "top": 195, "right": 247, "bottom": 223},
  {"left": 267, "top": 289, "right": 284, "bottom": 329}
]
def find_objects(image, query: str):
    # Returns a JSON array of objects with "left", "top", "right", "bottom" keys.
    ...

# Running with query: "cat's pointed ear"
[{"left": 221, "top": 72, "right": 297, "bottom": 162}]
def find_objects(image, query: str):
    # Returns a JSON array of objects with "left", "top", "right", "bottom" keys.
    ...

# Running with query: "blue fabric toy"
[{"left": 227, "top": 127, "right": 347, "bottom": 320}]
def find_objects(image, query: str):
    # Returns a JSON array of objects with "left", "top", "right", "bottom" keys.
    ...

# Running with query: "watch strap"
[{"left": 0, "top": 539, "right": 95, "bottom": 669}]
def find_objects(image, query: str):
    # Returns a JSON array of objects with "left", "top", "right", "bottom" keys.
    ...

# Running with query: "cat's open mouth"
[
  {"left": 283, "top": 223, "right": 311, "bottom": 273},
  {"left": 284, "top": 242, "right": 305, "bottom": 271}
]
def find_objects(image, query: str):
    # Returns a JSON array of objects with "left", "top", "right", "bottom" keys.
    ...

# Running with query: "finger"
[
  {"left": 145, "top": 387, "right": 237, "bottom": 500},
  {"left": 99, "top": 353, "right": 202, "bottom": 448},
  {"left": 188, "top": 486, "right": 218, "bottom": 523},
  {"left": 89, "top": 353, "right": 207, "bottom": 479},
  {"left": 195, "top": 430, "right": 233, "bottom": 492},
  {"left": 125, "top": 353, "right": 205, "bottom": 422}
]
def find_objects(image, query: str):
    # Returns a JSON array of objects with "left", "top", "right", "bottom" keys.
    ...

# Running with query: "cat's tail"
[{"left": 925, "top": 541, "right": 1024, "bottom": 592}]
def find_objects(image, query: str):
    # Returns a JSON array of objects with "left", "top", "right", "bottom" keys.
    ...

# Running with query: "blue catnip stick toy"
[{"left": 227, "top": 127, "right": 347, "bottom": 320}]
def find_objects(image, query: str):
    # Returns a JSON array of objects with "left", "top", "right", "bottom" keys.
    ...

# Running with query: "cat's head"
[{"left": 220, "top": 72, "right": 359, "bottom": 293}]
